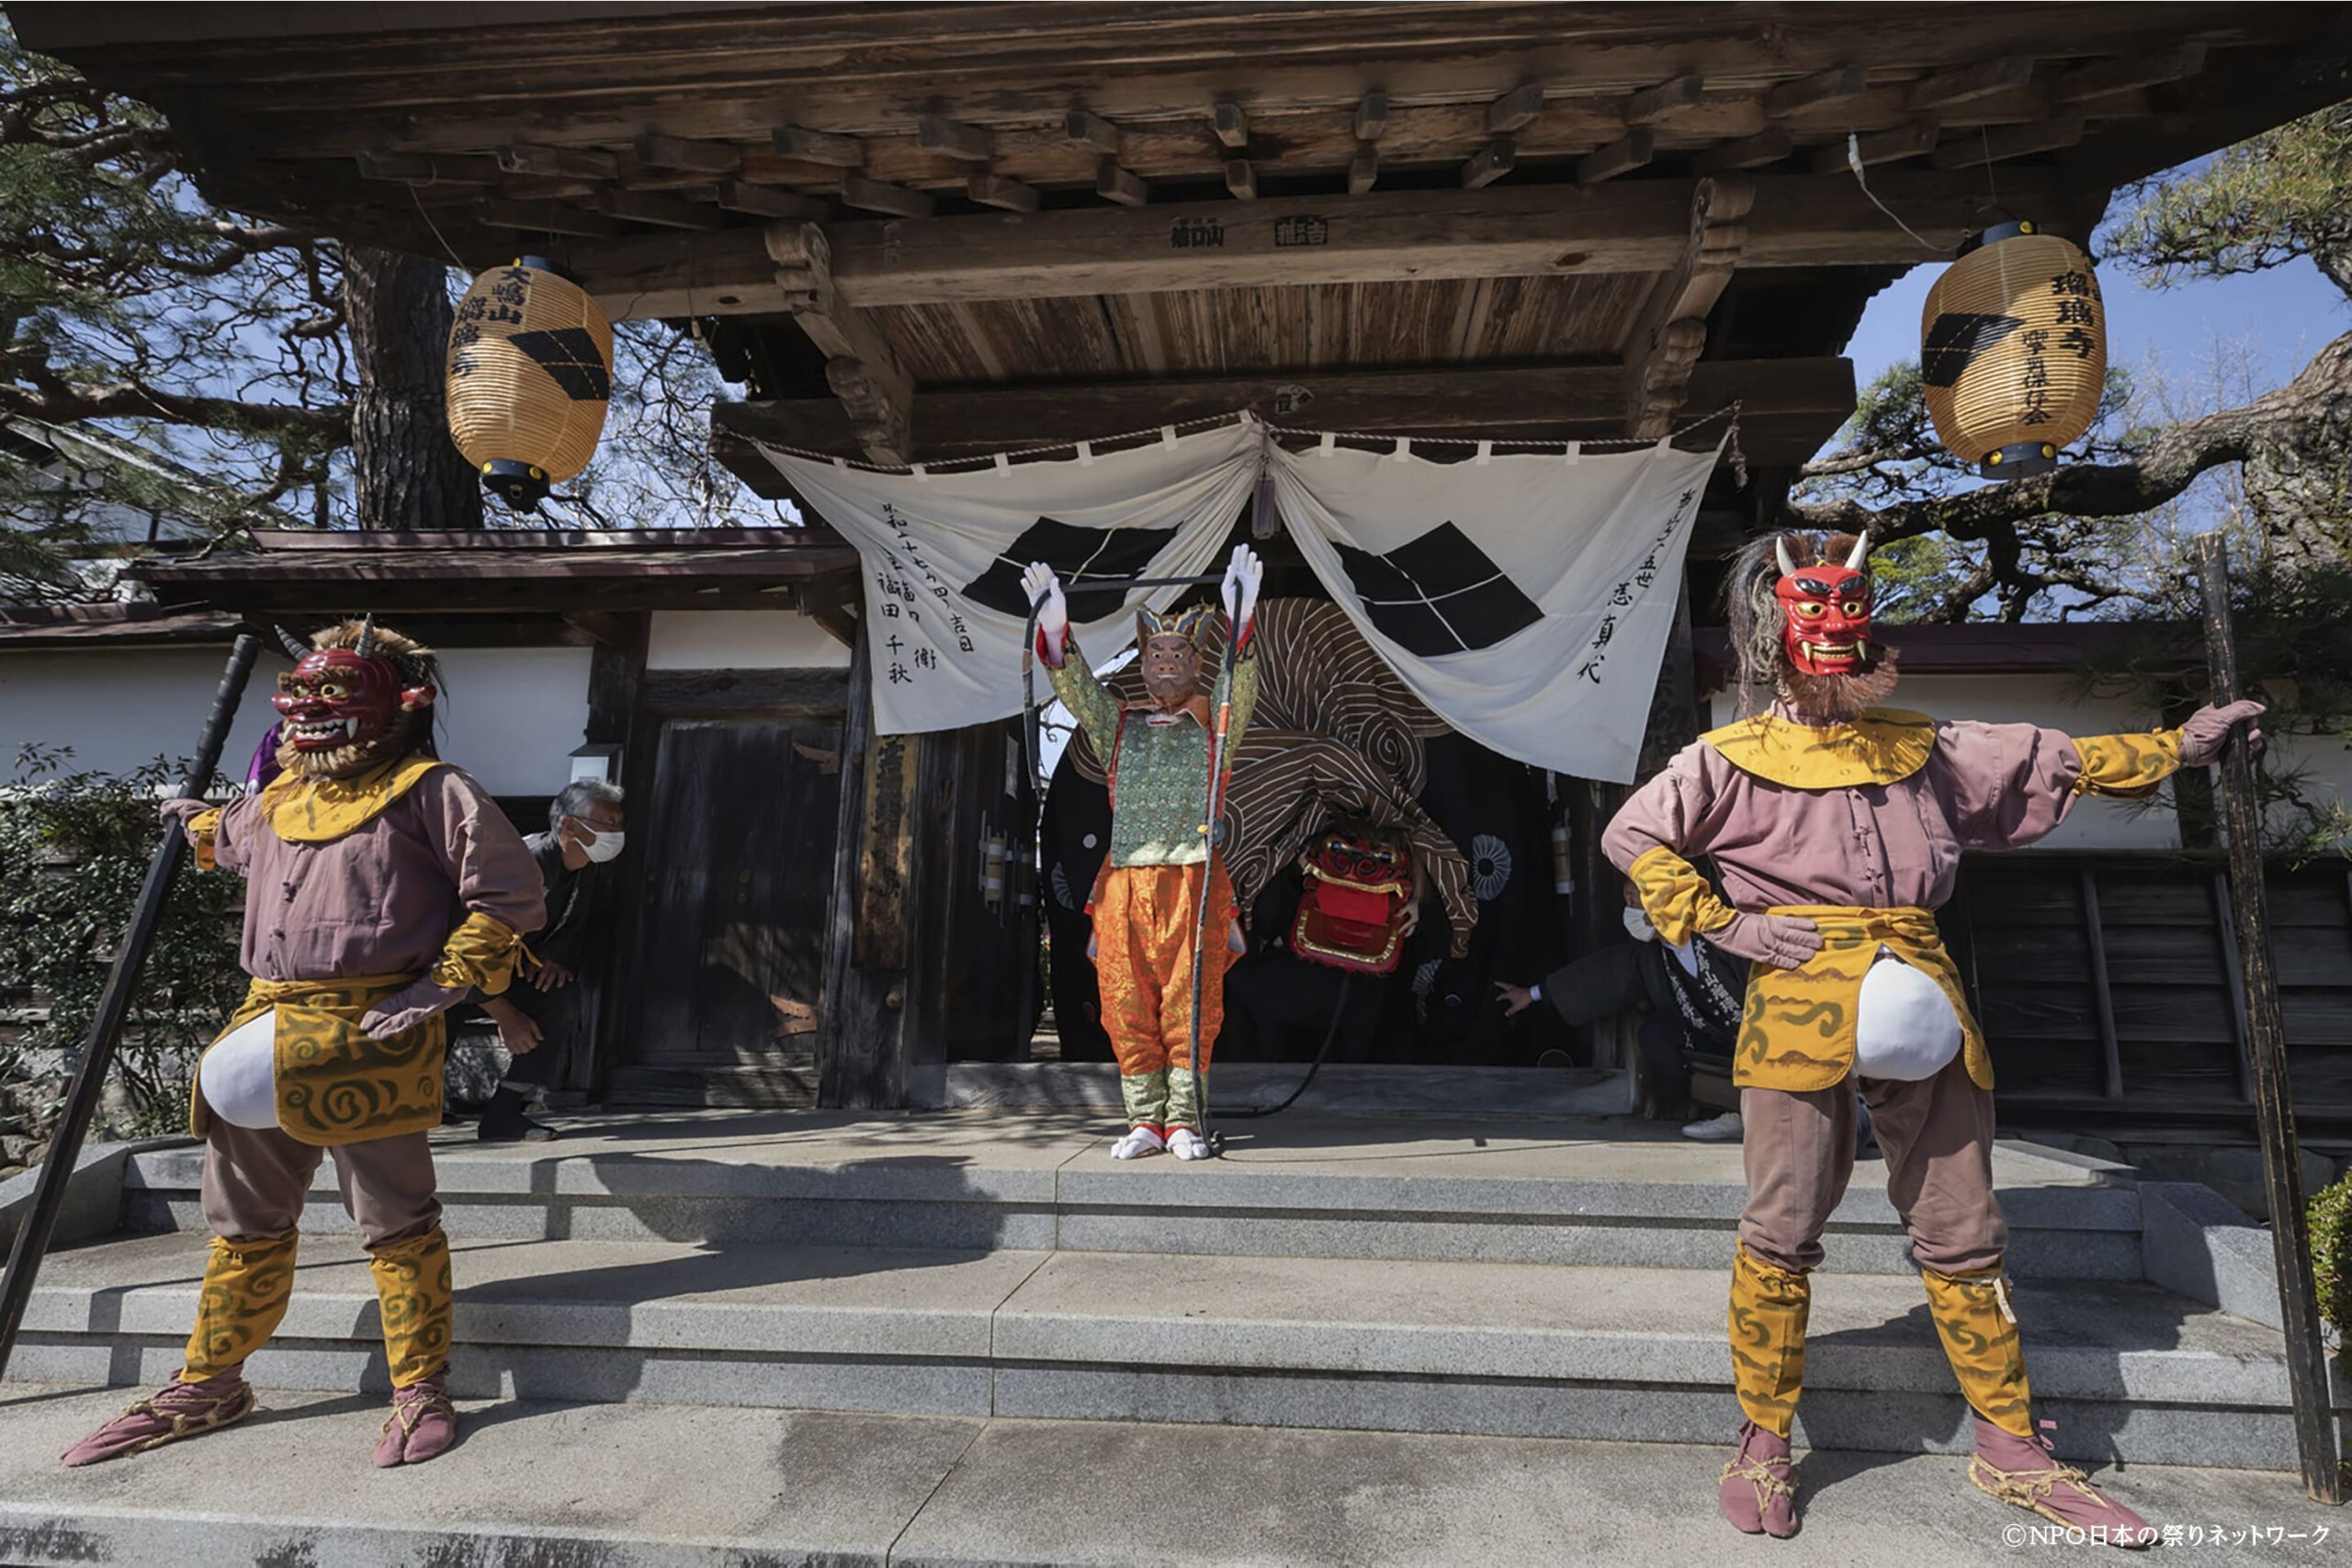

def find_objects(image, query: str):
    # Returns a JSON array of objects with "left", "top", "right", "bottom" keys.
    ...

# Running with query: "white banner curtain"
[
  {"left": 1269, "top": 433, "right": 1724, "bottom": 783},
  {"left": 758, "top": 421, "right": 1261, "bottom": 736}
]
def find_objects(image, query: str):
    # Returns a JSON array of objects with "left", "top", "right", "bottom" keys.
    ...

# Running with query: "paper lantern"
[
  {"left": 1919, "top": 221, "right": 2106, "bottom": 479},
  {"left": 445, "top": 257, "right": 613, "bottom": 509}
]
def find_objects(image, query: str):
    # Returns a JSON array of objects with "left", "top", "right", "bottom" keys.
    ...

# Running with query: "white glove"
[
  {"left": 1021, "top": 561, "right": 1069, "bottom": 656},
  {"left": 1220, "top": 543, "right": 1263, "bottom": 627}
]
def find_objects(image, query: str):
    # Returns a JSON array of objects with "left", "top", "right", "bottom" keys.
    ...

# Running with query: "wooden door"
[{"left": 608, "top": 716, "right": 842, "bottom": 1105}]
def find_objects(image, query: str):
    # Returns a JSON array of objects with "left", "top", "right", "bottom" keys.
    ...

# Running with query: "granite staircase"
[{"left": 0, "top": 1106, "right": 2337, "bottom": 1566}]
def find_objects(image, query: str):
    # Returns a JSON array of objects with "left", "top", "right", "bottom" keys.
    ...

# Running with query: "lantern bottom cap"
[
  {"left": 1977, "top": 441, "right": 2060, "bottom": 481},
  {"left": 480, "top": 458, "right": 551, "bottom": 510}
]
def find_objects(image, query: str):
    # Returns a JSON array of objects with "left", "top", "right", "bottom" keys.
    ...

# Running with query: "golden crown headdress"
[{"left": 1136, "top": 602, "right": 1216, "bottom": 649}]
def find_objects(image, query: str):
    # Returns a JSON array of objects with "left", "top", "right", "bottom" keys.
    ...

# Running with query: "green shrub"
[
  {"left": 0, "top": 744, "right": 244, "bottom": 1140},
  {"left": 2313, "top": 1168, "right": 2352, "bottom": 1341}
]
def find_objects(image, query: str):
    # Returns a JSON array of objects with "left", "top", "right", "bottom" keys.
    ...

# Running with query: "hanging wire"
[
  {"left": 1842, "top": 131, "right": 1962, "bottom": 255},
  {"left": 407, "top": 184, "right": 472, "bottom": 274}
]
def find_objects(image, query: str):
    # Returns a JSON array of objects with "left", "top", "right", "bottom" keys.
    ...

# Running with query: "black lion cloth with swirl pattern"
[{"left": 1061, "top": 598, "right": 1476, "bottom": 957}]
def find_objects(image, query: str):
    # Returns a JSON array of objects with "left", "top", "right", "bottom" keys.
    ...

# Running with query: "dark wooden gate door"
[{"left": 607, "top": 716, "right": 842, "bottom": 1105}]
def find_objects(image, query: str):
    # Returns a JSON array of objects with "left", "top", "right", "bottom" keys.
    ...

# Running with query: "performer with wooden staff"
[
  {"left": 1605, "top": 530, "right": 2261, "bottom": 1543},
  {"left": 1024, "top": 545, "right": 1263, "bottom": 1161},
  {"left": 62, "top": 618, "right": 545, "bottom": 1470}
]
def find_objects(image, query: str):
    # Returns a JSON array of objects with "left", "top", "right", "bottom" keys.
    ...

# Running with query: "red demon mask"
[
  {"left": 271, "top": 637, "right": 435, "bottom": 755},
  {"left": 1774, "top": 533, "right": 1873, "bottom": 677}
]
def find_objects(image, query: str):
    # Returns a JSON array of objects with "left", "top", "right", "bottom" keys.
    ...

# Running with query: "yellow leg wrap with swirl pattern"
[
  {"left": 369, "top": 1226, "right": 454, "bottom": 1389},
  {"left": 1728, "top": 1244, "right": 1810, "bottom": 1438},
  {"left": 180, "top": 1230, "right": 299, "bottom": 1381},
  {"left": 1922, "top": 1267, "right": 2034, "bottom": 1438}
]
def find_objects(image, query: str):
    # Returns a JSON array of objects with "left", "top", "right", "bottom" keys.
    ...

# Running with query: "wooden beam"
[
  {"left": 499, "top": 143, "right": 619, "bottom": 181},
  {"left": 918, "top": 115, "right": 993, "bottom": 163},
  {"left": 1065, "top": 108, "right": 1123, "bottom": 155},
  {"left": 1577, "top": 130, "right": 1653, "bottom": 185},
  {"left": 1212, "top": 100, "right": 1250, "bottom": 150},
  {"left": 1904, "top": 54, "right": 2037, "bottom": 111},
  {"left": 767, "top": 223, "right": 914, "bottom": 465},
  {"left": 1807, "top": 121, "right": 1936, "bottom": 174},
  {"left": 1461, "top": 138, "right": 1514, "bottom": 189},
  {"left": 838, "top": 175, "right": 934, "bottom": 219},
  {"left": 1353, "top": 90, "right": 1388, "bottom": 141},
  {"left": 595, "top": 188, "right": 727, "bottom": 230},
  {"left": 1623, "top": 73, "right": 1704, "bottom": 127},
  {"left": 966, "top": 173, "right": 1041, "bottom": 213},
  {"left": 477, "top": 198, "right": 626, "bottom": 238},
  {"left": 1487, "top": 81, "right": 1546, "bottom": 134},
  {"left": 633, "top": 132, "right": 742, "bottom": 175},
  {"left": 356, "top": 151, "right": 501, "bottom": 185},
  {"left": 771, "top": 125, "right": 865, "bottom": 168},
  {"left": 2051, "top": 43, "right": 2207, "bottom": 104},
  {"left": 1224, "top": 159, "right": 1257, "bottom": 200},
  {"left": 558, "top": 173, "right": 2063, "bottom": 318},
  {"left": 500, "top": 175, "right": 604, "bottom": 203},
  {"left": 1762, "top": 62, "right": 1869, "bottom": 118},
  {"left": 1096, "top": 159, "right": 1148, "bottom": 206},
  {"left": 1624, "top": 175, "right": 1754, "bottom": 438},
  {"left": 1347, "top": 144, "right": 1379, "bottom": 195},
  {"left": 712, "top": 180, "right": 833, "bottom": 220},
  {"left": 712, "top": 357, "right": 1857, "bottom": 479},
  {"left": 1929, "top": 115, "right": 2085, "bottom": 169},
  {"left": 1692, "top": 129, "right": 1791, "bottom": 175}
]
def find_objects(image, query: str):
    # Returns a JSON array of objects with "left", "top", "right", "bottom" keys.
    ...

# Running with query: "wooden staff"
[
  {"left": 2195, "top": 533, "right": 2342, "bottom": 1505},
  {"left": 0, "top": 634, "right": 261, "bottom": 1380}
]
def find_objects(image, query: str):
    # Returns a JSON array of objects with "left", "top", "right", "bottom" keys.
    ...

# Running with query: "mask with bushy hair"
[
  {"left": 1723, "top": 531, "right": 1900, "bottom": 722},
  {"left": 270, "top": 618, "right": 440, "bottom": 780}
]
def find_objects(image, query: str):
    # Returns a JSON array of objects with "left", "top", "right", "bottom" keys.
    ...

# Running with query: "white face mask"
[
  {"left": 577, "top": 825, "right": 626, "bottom": 863},
  {"left": 1623, "top": 906, "right": 1658, "bottom": 942}
]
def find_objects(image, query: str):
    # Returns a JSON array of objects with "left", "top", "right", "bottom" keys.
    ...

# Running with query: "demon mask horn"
[{"left": 275, "top": 625, "right": 312, "bottom": 660}]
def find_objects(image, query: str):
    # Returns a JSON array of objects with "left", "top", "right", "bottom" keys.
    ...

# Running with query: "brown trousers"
[
  {"left": 1738, "top": 1055, "right": 2006, "bottom": 1277},
  {"left": 201, "top": 1121, "right": 441, "bottom": 1249}
]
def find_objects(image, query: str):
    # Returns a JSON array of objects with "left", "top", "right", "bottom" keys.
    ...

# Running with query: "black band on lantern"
[
  {"left": 1955, "top": 218, "right": 2038, "bottom": 258},
  {"left": 1980, "top": 440, "right": 2060, "bottom": 479},
  {"left": 483, "top": 458, "right": 552, "bottom": 509},
  {"left": 513, "top": 254, "right": 584, "bottom": 285}
]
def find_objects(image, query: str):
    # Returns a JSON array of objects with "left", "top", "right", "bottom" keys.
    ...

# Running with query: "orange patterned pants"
[{"left": 1091, "top": 858, "right": 1241, "bottom": 1130}]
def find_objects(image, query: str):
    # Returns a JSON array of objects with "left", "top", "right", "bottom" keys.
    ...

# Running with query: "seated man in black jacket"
[{"left": 1496, "top": 879, "right": 1748, "bottom": 1141}]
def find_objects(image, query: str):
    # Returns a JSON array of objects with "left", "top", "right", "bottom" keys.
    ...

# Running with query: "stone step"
[
  {"left": 119, "top": 1111, "right": 2149, "bottom": 1278},
  {"left": 11, "top": 1230, "right": 2335, "bottom": 1471},
  {"left": 0, "top": 1384, "right": 2312, "bottom": 1567}
]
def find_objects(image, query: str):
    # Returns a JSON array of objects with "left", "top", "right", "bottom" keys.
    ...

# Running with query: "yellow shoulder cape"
[
  {"left": 1702, "top": 707, "right": 1938, "bottom": 789},
  {"left": 259, "top": 755, "right": 446, "bottom": 842}
]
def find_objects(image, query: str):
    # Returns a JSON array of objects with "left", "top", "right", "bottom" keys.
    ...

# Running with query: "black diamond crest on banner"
[
  {"left": 507, "top": 327, "right": 613, "bottom": 401},
  {"left": 962, "top": 515, "right": 1183, "bottom": 617},
  {"left": 1333, "top": 522, "right": 1542, "bottom": 656},
  {"left": 1919, "top": 311, "right": 2026, "bottom": 389}
]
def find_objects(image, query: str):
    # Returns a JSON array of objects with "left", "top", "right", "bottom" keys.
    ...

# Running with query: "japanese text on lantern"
[
  {"left": 874, "top": 503, "right": 972, "bottom": 689},
  {"left": 2019, "top": 266, "right": 2102, "bottom": 427},
  {"left": 1571, "top": 484, "right": 1700, "bottom": 686}
]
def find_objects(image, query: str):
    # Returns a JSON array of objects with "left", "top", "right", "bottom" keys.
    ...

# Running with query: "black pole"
[
  {"left": 2194, "top": 534, "right": 2343, "bottom": 1505},
  {"left": 1187, "top": 604, "right": 1245, "bottom": 1156},
  {"left": 0, "top": 633, "right": 261, "bottom": 1380}
]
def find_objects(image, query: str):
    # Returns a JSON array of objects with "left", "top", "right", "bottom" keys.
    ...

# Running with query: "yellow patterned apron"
[{"left": 1734, "top": 905, "right": 1990, "bottom": 1092}]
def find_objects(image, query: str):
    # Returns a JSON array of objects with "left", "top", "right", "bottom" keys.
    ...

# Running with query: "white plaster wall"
[
  {"left": 1704, "top": 671, "right": 2183, "bottom": 851},
  {"left": 2, "top": 644, "right": 592, "bottom": 799},
  {"left": 646, "top": 609, "right": 850, "bottom": 670}
]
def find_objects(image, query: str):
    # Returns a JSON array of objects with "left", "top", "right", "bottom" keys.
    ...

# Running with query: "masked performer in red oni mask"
[
  {"left": 1604, "top": 532, "right": 2262, "bottom": 1545},
  {"left": 62, "top": 618, "right": 545, "bottom": 1472},
  {"left": 1024, "top": 546, "right": 1262, "bottom": 1163}
]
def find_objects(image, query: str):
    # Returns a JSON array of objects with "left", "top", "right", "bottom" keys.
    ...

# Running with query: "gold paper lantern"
[
  {"left": 445, "top": 256, "right": 613, "bottom": 509},
  {"left": 1919, "top": 221, "right": 2106, "bottom": 479}
]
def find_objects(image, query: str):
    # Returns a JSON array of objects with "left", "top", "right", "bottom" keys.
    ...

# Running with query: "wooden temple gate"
[{"left": 23, "top": 1, "right": 2350, "bottom": 1111}]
